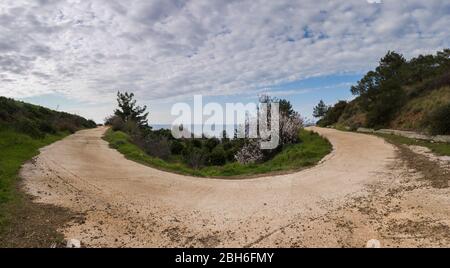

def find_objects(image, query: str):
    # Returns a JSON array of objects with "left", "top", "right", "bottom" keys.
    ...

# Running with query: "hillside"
[
  {"left": 317, "top": 49, "right": 450, "bottom": 135},
  {"left": 0, "top": 97, "right": 96, "bottom": 247},
  {"left": 0, "top": 96, "right": 96, "bottom": 137}
]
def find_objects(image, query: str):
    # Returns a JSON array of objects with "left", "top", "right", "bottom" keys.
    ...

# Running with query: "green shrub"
[
  {"left": 184, "top": 147, "right": 205, "bottom": 169},
  {"left": 85, "top": 119, "right": 97, "bottom": 128},
  {"left": 15, "top": 118, "right": 43, "bottom": 138},
  {"left": 366, "top": 84, "right": 406, "bottom": 128},
  {"left": 123, "top": 120, "right": 142, "bottom": 138},
  {"left": 111, "top": 116, "right": 125, "bottom": 131},
  {"left": 318, "top": 100, "right": 347, "bottom": 127},
  {"left": 170, "top": 140, "right": 184, "bottom": 154},
  {"left": 427, "top": 104, "right": 450, "bottom": 135},
  {"left": 54, "top": 120, "right": 78, "bottom": 133},
  {"left": 191, "top": 139, "right": 202, "bottom": 148},
  {"left": 38, "top": 121, "right": 56, "bottom": 134},
  {"left": 205, "top": 138, "right": 220, "bottom": 151},
  {"left": 207, "top": 146, "right": 227, "bottom": 166}
]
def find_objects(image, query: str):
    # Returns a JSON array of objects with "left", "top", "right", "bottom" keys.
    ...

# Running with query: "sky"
[{"left": 0, "top": 0, "right": 449, "bottom": 124}]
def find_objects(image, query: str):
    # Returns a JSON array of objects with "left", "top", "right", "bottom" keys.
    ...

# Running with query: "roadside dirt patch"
[
  {"left": 0, "top": 180, "right": 77, "bottom": 248},
  {"left": 398, "top": 145, "right": 448, "bottom": 188},
  {"left": 408, "top": 145, "right": 450, "bottom": 172}
]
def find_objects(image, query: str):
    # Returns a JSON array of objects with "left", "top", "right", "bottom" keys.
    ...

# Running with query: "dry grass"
[{"left": 391, "top": 86, "right": 450, "bottom": 131}]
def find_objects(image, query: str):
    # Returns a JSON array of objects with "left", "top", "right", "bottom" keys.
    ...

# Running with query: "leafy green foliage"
[
  {"left": 317, "top": 100, "right": 347, "bottom": 127},
  {"left": 427, "top": 104, "right": 450, "bottom": 135},
  {"left": 104, "top": 129, "right": 332, "bottom": 177},
  {"left": 259, "top": 94, "right": 295, "bottom": 117},
  {"left": 351, "top": 51, "right": 408, "bottom": 127},
  {"left": 365, "top": 82, "right": 406, "bottom": 128},
  {"left": 0, "top": 96, "right": 96, "bottom": 138},
  {"left": 313, "top": 100, "right": 329, "bottom": 118},
  {"left": 279, "top": 98, "right": 295, "bottom": 117},
  {"left": 114, "top": 91, "right": 149, "bottom": 128}
]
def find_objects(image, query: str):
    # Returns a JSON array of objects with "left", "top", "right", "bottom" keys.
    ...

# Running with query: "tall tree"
[
  {"left": 259, "top": 95, "right": 295, "bottom": 118},
  {"left": 279, "top": 99, "right": 295, "bottom": 118},
  {"left": 114, "top": 91, "right": 149, "bottom": 128},
  {"left": 376, "top": 51, "right": 406, "bottom": 82},
  {"left": 313, "top": 100, "right": 328, "bottom": 118}
]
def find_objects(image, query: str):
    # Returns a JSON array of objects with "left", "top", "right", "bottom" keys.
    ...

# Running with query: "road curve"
[{"left": 22, "top": 126, "right": 397, "bottom": 247}]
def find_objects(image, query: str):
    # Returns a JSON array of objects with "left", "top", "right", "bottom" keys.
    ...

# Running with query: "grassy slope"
[
  {"left": 391, "top": 86, "right": 450, "bottom": 130},
  {"left": 104, "top": 129, "right": 332, "bottom": 178},
  {"left": 0, "top": 129, "right": 68, "bottom": 232},
  {"left": 336, "top": 85, "right": 450, "bottom": 133}
]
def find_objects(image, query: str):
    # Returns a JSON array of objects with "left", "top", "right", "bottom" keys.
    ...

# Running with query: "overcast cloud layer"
[{"left": 0, "top": 0, "right": 449, "bottom": 105}]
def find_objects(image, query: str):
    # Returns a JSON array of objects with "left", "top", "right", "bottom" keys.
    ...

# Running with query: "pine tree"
[
  {"left": 114, "top": 91, "right": 149, "bottom": 128},
  {"left": 313, "top": 100, "right": 328, "bottom": 118}
]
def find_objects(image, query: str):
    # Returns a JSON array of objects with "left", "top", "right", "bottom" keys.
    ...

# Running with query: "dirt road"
[{"left": 21, "top": 127, "right": 450, "bottom": 247}]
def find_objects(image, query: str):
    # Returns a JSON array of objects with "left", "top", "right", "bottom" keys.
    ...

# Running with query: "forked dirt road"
[{"left": 21, "top": 127, "right": 450, "bottom": 247}]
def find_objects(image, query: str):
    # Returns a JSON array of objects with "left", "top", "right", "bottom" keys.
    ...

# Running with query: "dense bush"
[
  {"left": 408, "top": 72, "right": 450, "bottom": 98},
  {"left": 365, "top": 84, "right": 406, "bottom": 128},
  {"left": 38, "top": 121, "right": 57, "bottom": 134},
  {"left": 205, "top": 138, "right": 220, "bottom": 151},
  {"left": 207, "top": 146, "right": 227, "bottom": 166},
  {"left": 0, "top": 96, "right": 96, "bottom": 137},
  {"left": 317, "top": 100, "right": 347, "bottom": 127},
  {"left": 170, "top": 140, "right": 184, "bottom": 154},
  {"left": 143, "top": 136, "right": 171, "bottom": 160},
  {"left": 16, "top": 118, "right": 43, "bottom": 138},
  {"left": 109, "top": 115, "right": 125, "bottom": 131},
  {"left": 427, "top": 104, "right": 450, "bottom": 135},
  {"left": 53, "top": 118, "right": 79, "bottom": 133},
  {"left": 183, "top": 147, "right": 205, "bottom": 169}
]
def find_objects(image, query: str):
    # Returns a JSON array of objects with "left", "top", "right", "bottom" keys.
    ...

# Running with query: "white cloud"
[{"left": 0, "top": 0, "right": 448, "bottom": 106}]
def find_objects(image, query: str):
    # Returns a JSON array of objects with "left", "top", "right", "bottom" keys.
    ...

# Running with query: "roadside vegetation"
[
  {"left": 104, "top": 92, "right": 331, "bottom": 178},
  {"left": 104, "top": 128, "right": 331, "bottom": 177},
  {"left": 314, "top": 49, "right": 450, "bottom": 135},
  {"left": 374, "top": 133, "right": 450, "bottom": 157},
  {"left": 0, "top": 96, "right": 96, "bottom": 246}
]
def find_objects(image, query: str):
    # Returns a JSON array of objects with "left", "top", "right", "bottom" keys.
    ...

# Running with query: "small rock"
[
  {"left": 66, "top": 239, "right": 81, "bottom": 248},
  {"left": 366, "top": 239, "right": 381, "bottom": 248}
]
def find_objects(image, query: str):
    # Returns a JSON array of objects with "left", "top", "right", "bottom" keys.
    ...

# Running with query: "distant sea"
[
  {"left": 151, "top": 124, "right": 241, "bottom": 137},
  {"left": 151, "top": 124, "right": 172, "bottom": 130}
]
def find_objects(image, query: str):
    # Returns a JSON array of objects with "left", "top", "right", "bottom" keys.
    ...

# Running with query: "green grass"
[
  {"left": 375, "top": 133, "right": 450, "bottom": 156},
  {"left": 0, "top": 128, "right": 68, "bottom": 231},
  {"left": 104, "top": 129, "right": 332, "bottom": 178}
]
